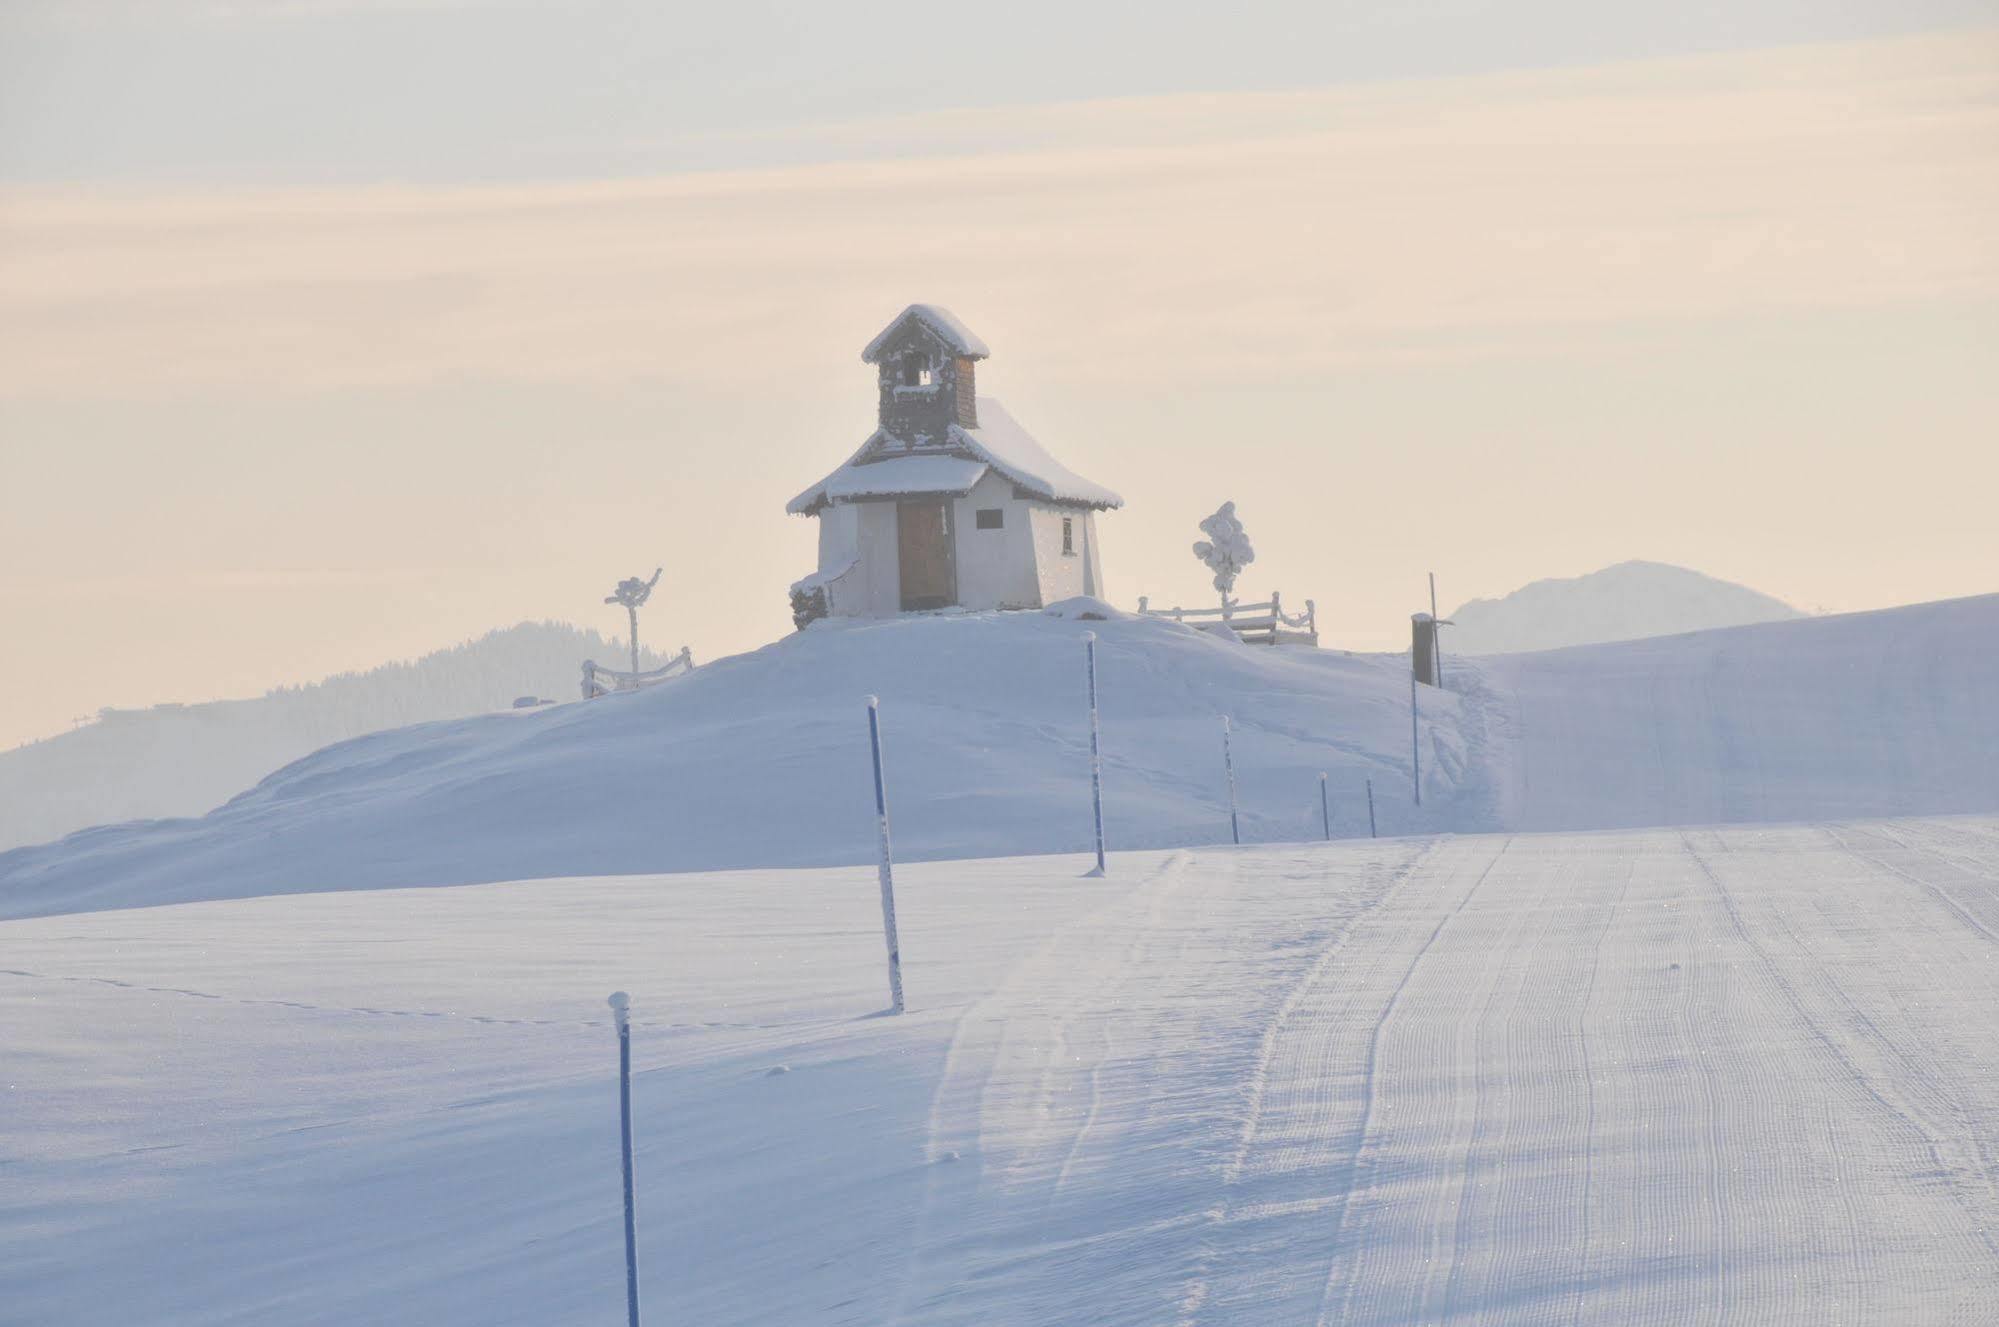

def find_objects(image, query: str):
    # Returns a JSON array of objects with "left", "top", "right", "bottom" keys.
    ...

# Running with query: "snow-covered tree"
[
  {"left": 1192, "top": 502, "right": 1255, "bottom": 612},
  {"left": 604, "top": 568, "right": 663, "bottom": 677}
]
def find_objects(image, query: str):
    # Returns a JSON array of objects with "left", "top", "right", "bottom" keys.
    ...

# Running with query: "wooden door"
[{"left": 897, "top": 499, "right": 957, "bottom": 611}]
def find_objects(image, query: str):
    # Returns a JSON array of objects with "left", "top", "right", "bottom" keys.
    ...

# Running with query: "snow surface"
[
  {"left": 1447, "top": 560, "right": 1802, "bottom": 656},
  {"left": 3, "top": 594, "right": 1996, "bottom": 921},
  {"left": 6, "top": 818, "right": 1997, "bottom": 1324}
]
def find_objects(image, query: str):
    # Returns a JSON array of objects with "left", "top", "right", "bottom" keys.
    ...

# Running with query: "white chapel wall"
[{"left": 951, "top": 472, "right": 1041, "bottom": 610}]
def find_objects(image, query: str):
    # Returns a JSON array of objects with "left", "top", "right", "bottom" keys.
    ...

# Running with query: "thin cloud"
[{"left": 2, "top": 29, "right": 1994, "bottom": 397}]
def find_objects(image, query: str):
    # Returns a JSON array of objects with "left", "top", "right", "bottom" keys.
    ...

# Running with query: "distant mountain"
[
  {"left": 1446, "top": 561, "right": 1803, "bottom": 656},
  {"left": 0, "top": 622, "right": 674, "bottom": 853}
]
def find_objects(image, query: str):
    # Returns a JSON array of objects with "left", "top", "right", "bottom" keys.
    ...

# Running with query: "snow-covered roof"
[
  {"left": 822, "top": 454, "right": 989, "bottom": 504},
  {"left": 951, "top": 398, "right": 1123, "bottom": 510},
  {"left": 861, "top": 304, "right": 991, "bottom": 363},
  {"left": 789, "top": 400, "right": 1123, "bottom": 515},
  {"left": 788, "top": 438, "right": 986, "bottom": 514}
]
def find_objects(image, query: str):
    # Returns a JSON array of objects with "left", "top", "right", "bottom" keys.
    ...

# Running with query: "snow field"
[{"left": 6, "top": 817, "right": 1999, "bottom": 1324}]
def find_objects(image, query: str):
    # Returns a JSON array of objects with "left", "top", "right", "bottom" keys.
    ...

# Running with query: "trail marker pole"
[
  {"left": 865, "top": 697, "right": 906, "bottom": 1014},
  {"left": 1085, "top": 633, "right": 1107, "bottom": 876},
  {"left": 1410, "top": 673, "right": 1422, "bottom": 808},
  {"left": 1319, "top": 772, "right": 1331, "bottom": 841},
  {"left": 1222, "top": 716, "right": 1241, "bottom": 846},
  {"left": 607, "top": 992, "right": 641, "bottom": 1327},
  {"left": 1366, "top": 777, "right": 1377, "bottom": 838}
]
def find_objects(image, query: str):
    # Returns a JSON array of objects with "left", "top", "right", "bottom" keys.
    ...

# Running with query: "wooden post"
[{"left": 1429, "top": 572, "right": 1444, "bottom": 688}]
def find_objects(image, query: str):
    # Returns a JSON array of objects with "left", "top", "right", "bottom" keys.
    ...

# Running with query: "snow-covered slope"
[
  {"left": 6, "top": 819, "right": 1997, "bottom": 1325},
  {"left": 0, "top": 621, "right": 675, "bottom": 854},
  {"left": 1487, "top": 593, "right": 1999, "bottom": 831},
  {"left": 3, "top": 594, "right": 1997, "bottom": 921},
  {"left": 1448, "top": 560, "right": 1802, "bottom": 655},
  {"left": 0, "top": 611, "right": 1481, "bottom": 919}
]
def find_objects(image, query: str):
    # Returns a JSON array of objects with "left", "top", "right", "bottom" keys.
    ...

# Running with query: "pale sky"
[{"left": 2, "top": 3, "right": 1996, "bottom": 750}]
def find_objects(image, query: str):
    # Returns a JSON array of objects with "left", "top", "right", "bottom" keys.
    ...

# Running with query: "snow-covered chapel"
[{"left": 788, "top": 305, "right": 1122, "bottom": 625}]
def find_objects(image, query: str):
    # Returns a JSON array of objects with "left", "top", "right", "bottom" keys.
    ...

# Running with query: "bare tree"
[{"left": 605, "top": 568, "right": 663, "bottom": 678}]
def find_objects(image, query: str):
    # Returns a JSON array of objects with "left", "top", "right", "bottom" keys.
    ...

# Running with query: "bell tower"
[{"left": 860, "top": 304, "right": 987, "bottom": 444}]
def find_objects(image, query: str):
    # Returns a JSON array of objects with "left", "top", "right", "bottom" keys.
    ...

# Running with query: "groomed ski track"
[{"left": 5, "top": 818, "right": 1997, "bottom": 1324}]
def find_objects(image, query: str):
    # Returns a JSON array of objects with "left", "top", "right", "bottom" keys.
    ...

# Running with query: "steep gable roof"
[
  {"left": 951, "top": 399, "right": 1122, "bottom": 510},
  {"left": 861, "top": 304, "right": 991, "bottom": 363}
]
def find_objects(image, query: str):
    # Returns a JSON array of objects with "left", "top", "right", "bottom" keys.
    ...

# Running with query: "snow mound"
[{"left": 1042, "top": 596, "right": 1127, "bottom": 621}]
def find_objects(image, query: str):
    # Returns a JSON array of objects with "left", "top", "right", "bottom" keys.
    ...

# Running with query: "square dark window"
[{"left": 975, "top": 508, "right": 1004, "bottom": 530}]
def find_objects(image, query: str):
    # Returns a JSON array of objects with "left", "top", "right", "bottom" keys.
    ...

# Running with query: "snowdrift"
[{"left": 2, "top": 594, "right": 1995, "bottom": 920}]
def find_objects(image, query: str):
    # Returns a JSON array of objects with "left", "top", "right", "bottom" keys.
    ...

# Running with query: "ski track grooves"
[
  {"left": 1681, "top": 830, "right": 1999, "bottom": 1267},
  {"left": 1312, "top": 837, "right": 1516, "bottom": 1327}
]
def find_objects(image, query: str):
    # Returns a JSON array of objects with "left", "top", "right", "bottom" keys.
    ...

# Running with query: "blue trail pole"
[
  {"left": 866, "top": 697, "right": 906, "bottom": 1014},
  {"left": 607, "top": 992, "right": 640, "bottom": 1327},
  {"left": 1367, "top": 777, "right": 1378, "bottom": 838},
  {"left": 1222, "top": 716, "right": 1241, "bottom": 846},
  {"left": 1085, "top": 633, "right": 1107, "bottom": 877},
  {"left": 1410, "top": 672, "right": 1422, "bottom": 808},
  {"left": 1319, "top": 772, "right": 1331, "bottom": 841}
]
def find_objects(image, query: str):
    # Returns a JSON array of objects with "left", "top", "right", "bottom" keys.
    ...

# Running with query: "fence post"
[
  {"left": 865, "top": 697, "right": 906, "bottom": 1014},
  {"left": 607, "top": 992, "right": 641, "bottom": 1327},
  {"left": 1410, "top": 672, "right": 1422, "bottom": 808},
  {"left": 1319, "top": 772, "right": 1331, "bottom": 841},
  {"left": 1222, "top": 715, "right": 1241, "bottom": 846},
  {"left": 1085, "top": 633, "right": 1107, "bottom": 877},
  {"left": 582, "top": 660, "right": 596, "bottom": 700},
  {"left": 1367, "top": 777, "right": 1377, "bottom": 838}
]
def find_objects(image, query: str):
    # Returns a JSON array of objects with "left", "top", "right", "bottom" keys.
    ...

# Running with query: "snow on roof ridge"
[
  {"left": 952, "top": 397, "right": 1123, "bottom": 510},
  {"left": 861, "top": 304, "right": 991, "bottom": 363}
]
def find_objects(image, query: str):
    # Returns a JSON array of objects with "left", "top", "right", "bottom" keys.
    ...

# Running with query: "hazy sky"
[{"left": 2, "top": 2, "right": 1996, "bottom": 750}]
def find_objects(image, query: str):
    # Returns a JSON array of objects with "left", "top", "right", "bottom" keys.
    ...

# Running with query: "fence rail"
[
  {"left": 582, "top": 647, "right": 696, "bottom": 699},
  {"left": 1136, "top": 591, "right": 1317, "bottom": 646}
]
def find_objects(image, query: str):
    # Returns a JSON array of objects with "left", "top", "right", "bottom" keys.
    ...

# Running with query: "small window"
[
  {"left": 1062, "top": 517, "right": 1075, "bottom": 555},
  {"left": 975, "top": 508, "right": 1004, "bottom": 530}
]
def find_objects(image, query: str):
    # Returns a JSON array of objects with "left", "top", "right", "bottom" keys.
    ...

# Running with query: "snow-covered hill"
[
  {"left": 3, "top": 593, "right": 1996, "bottom": 922},
  {"left": 0, "top": 621, "right": 673, "bottom": 854},
  {"left": 1447, "top": 560, "right": 1802, "bottom": 655},
  {"left": 0, "top": 608, "right": 1483, "bottom": 919},
  {"left": 7, "top": 819, "right": 1997, "bottom": 1324}
]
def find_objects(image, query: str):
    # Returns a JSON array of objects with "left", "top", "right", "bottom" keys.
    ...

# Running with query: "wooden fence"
[
  {"left": 1136, "top": 592, "right": 1318, "bottom": 646},
  {"left": 581, "top": 647, "right": 696, "bottom": 699}
]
